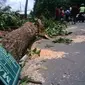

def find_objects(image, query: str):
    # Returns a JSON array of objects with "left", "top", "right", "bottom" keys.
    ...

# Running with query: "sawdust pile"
[
  {"left": 21, "top": 49, "right": 66, "bottom": 84},
  {"left": 39, "top": 49, "right": 65, "bottom": 59}
]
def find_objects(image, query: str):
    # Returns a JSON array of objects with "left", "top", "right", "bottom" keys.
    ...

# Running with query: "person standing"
[
  {"left": 65, "top": 8, "right": 71, "bottom": 22},
  {"left": 71, "top": 5, "right": 79, "bottom": 24},
  {"left": 55, "top": 7, "right": 60, "bottom": 20},
  {"left": 79, "top": 3, "right": 85, "bottom": 22},
  {"left": 60, "top": 7, "right": 65, "bottom": 21}
]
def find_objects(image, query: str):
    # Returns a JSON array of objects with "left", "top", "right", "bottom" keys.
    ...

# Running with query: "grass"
[{"left": 27, "top": 48, "right": 41, "bottom": 57}]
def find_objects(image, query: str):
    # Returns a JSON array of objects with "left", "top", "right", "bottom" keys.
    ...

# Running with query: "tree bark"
[{"left": 2, "top": 22, "right": 38, "bottom": 62}]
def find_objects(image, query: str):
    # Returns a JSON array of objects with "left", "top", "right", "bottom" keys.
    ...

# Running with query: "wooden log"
[{"left": 2, "top": 22, "right": 38, "bottom": 62}]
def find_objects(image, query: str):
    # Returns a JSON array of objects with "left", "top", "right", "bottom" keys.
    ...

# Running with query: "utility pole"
[
  {"left": 20, "top": 2, "right": 21, "bottom": 11},
  {"left": 24, "top": 0, "right": 28, "bottom": 19}
]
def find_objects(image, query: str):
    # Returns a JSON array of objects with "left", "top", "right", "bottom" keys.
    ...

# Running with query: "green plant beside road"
[
  {"left": 0, "top": 5, "right": 26, "bottom": 30},
  {"left": 27, "top": 48, "right": 41, "bottom": 57},
  {"left": 0, "top": 13, "right": 26, "bottom": 30},
  {"left": 53, "top": 37, "right": 72, "bottom": 44},
  {"left": 43, "top": 18, "right": 68, "bottom": 37}
]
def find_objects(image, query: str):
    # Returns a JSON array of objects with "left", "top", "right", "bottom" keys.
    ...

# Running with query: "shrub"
[
  {"left": 0, "top": 12, "right": 25, "bottom": 30},
  {"left": 53, "top": 38, "right": 72, "bottom": 44},
  {"left": 43, "top": 18, "right": 67, "bottom": 37}
]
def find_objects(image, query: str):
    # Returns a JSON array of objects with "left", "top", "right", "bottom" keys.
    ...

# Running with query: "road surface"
[
  {"left": 21, "top": 23, "right": 85, "bottom": 85},
  {"left": 38, "top": 23, "right": 85, "bottom": 85}
]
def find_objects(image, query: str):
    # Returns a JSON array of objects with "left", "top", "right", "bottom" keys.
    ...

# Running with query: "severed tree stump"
[{"left": 2, "top": 22, "right": 38, "bottom": 62}]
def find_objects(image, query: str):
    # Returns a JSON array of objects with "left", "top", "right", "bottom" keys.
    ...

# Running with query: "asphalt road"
[{"left": 38, "top": 23, "right": 85, "bottom": 85}]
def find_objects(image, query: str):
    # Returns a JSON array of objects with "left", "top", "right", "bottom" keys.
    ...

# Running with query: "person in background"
[
  {"left": 61, "top": 10, "right": 65, "bottom": 21},
  {"left": 79, "top": 3, "right": 85, "bottom": 22},
  {"left": 55, "top": 7, "right": 60, "bottom": 20},
  {"left": 71, "top": 5, "right": 79, "bottom": 24},
  {"left": 60, "top": 7, "right": 65, "bottom": 21},
  {"left": 69, "top": 6, "right": 72, "bottom": 21},
  {"left": 65, "top": 8, "right": 71, "bottom": 22},
  {"left": 70, "top": 7, "right": 72, "bottom": 11}
]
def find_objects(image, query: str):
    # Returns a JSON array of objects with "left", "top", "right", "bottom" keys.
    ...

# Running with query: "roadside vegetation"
[
  {"left": 53, "top": 38, "right": 72, "bottom": 44},
  {"left": 0, "top": 6, "right": 26, "bottom": 30}
]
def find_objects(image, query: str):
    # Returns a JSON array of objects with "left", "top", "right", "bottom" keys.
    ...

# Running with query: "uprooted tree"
[{"left": 2, "top": 22, "right": 38, "bottom": 62}]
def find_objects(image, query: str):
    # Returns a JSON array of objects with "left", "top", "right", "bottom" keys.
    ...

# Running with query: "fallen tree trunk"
[{"left": 2, "top": 22, "right": 38, "bottom": 62}]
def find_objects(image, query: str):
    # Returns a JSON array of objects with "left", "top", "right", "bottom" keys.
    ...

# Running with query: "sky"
[{"left": 6, "top": 0, "right": 35, "bottom": 14}]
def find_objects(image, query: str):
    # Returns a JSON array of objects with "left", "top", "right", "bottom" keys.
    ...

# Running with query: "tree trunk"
[
  {"left": 24, "top": 0, "right": 28, "bottom": 19},
  {"left": 2, "top": 22, "right": 38, "bottom": 62}
]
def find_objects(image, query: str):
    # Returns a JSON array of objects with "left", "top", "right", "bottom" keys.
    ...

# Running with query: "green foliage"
[
  {"left": 70, "top": 0, "right": 85, "bottom": 4},
  {"left": 0, "top": 13, "right": 25, "bottom": 30},
  {"left": 2, "top": 6, "right": 11, "bottom": 12},
  {"left": 33, "top": 0, "right": 56, "bottom": 18},
  {"left": 31, "top": 48, "right": 41, "bottom": 56},
  {"left": 27, "top": 48, "right": 41, "bottom": 57},
  {"left": 53, "top": 38, "right": 72, "bottom": 44},
  {"left": 28, "top": 13, "right": 36, "bottom": 23},
  {"left": 0, "top": 5, "right": 26, "bottom": 30},
  {"left": 20, "top": 76, "right": 30, "bottom": 85},
  {"left": 43, "top": 18, "right": 67, "bottom": 37},
  {"left": 33, "top": 0, "right": 71, "bottom": 18}
]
